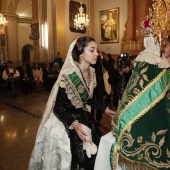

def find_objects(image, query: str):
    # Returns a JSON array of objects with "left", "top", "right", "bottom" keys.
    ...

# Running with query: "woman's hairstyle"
[
  {"left": 107, "top": 53, "right": 112, "bottom": 60},
  {"left": 72, "top": 36, "right": 96, "bottom": 62},
  {"left": 22, "top": 64, "right": 27, "bottom": 67},
  {"left": 33, "top": 62, "right": 40, "bottom": 70}
]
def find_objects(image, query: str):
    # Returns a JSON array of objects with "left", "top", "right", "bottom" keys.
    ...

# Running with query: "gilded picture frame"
[{"left": 99, "top": 8, "right": 119, "bottom": 43}]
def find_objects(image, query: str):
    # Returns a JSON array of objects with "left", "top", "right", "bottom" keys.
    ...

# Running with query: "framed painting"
[
  {"left": 99, "top": 8, "right": 119, "bottom": 43},
  {"left": 69, "top": 1, "right": 86, "bottom": 33},
  {"left": 29, "top": 23, "right": 39, "bottom": 40}
]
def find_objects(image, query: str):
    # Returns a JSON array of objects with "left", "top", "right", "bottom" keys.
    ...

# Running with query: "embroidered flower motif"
[
  {"left": 167, "top": 93, "right": 170, "bottom": 100},
  {"left": 167, "top": 149, "right": 170, "bottom": 158},
  {"left": 78, "top": 85, "right": 85, "bottom": 93},
  {"left": 137, "top": 136, "right": 143, "bottom": 143},
  {"left": 138, "top": 153, "right": 143, "bottom": 160},
  {"left": 134, "top": 88, "right": 140, "bottom": 95}
]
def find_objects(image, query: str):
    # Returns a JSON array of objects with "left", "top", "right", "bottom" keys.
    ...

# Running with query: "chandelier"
[
  {"left": 74, "top": 2, "right": 89, "bottom": 30},
  {"left": 0, "top": 13, "right": 7, "bottom": 26}
]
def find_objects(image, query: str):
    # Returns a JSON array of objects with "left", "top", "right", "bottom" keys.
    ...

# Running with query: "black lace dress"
[{"left": 53, "top": 86, "right": 107, "bottom": 170}]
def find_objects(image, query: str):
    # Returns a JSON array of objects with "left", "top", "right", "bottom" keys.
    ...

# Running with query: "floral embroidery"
[
  {"left": 120, "top": 127, "right": 170, "bottom": 169},
  {"left": 137, "top": 136, "right": 143, "bottom": 143},
  {"left": 78, "top": 85, "right": 85, "bottom": 93}
]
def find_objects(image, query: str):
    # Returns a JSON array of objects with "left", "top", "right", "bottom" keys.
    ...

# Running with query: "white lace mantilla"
[
  {"left": 135, "top": 37, "right": 170, "bottom": 68},
  {"left": 59, "top": 66, "right": 96, "bottom": 112}
]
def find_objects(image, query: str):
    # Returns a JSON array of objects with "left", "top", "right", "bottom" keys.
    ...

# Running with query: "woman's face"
[
  {"left": 162, "top": 39, "right": 170, "bottom": 64},
  {"left": 23, "top": 65, "right": 26, "bottom": 70},
  {"left": 35, "top": 63, "right": 38, "bottom": 68},
  {"left": 81, "top": 41, "right": 98, "bottom": 65}
]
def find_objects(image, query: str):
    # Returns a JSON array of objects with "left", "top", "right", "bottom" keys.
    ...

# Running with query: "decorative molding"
[
  {"left": 18, "top": 16, "right": 32, "bottom": 24},
  {"left": 3, "top": 13, "right": 32, "bottom": 24}
]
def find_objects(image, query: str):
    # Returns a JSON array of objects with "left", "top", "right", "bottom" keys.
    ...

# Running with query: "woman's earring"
[{"left": 79, "top": 55, "right": 82, "bottom": 64}]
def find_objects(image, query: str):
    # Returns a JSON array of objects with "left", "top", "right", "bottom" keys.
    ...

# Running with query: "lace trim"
[
  {"left": 135, "top": 37, "right": 170, "bottom": 68},
  {"left": 135, "top": 52, "right": 170, "bottom": 68},
  {"left": 59, "top": 75, "right": 85, "bottom": 110}
]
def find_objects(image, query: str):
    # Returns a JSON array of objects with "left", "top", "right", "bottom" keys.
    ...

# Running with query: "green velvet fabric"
[
  {"left": 110, "top": 62, "right": 170, "bottom": 170},
  {"left": 67, "top": 71, "right": 89, "bottom": 103}
]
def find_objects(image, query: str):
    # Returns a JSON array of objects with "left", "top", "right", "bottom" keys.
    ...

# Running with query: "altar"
[{"left": 94, "top": 132, "right": 122, "bottom": 170}]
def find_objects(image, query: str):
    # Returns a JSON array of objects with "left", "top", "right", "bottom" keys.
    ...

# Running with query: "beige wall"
[
  {"left": 1, "top": 0, "right": 32, "bottom": 66},
  {"left": 94, "top": 0, "right": 128, "bottom": 55},
  {"left": 1, "top": 0, "right": 128, "bottom": 65}
]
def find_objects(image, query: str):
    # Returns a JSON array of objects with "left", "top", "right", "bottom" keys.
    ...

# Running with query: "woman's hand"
[
  {"left": 73, "top": 121, "right": 88, "bottom": 142},
  {"left": 104, "top": 108, "right": 115, "bottom": 117}
]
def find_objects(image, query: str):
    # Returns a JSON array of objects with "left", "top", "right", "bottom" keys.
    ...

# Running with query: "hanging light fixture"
[
  {"left": 74, "top": 2, "right": 89, "bottom": 30},
  {"left": 0, "top": 13, "right": 7, "bottom": 26}
]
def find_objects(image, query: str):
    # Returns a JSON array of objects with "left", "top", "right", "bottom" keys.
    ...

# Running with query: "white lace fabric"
[
  {"left": 135, "top": 36, "right": 170, "bottom": 68},
  {"left": 82, "top": 125, "right": 97, "bottom": 158}
]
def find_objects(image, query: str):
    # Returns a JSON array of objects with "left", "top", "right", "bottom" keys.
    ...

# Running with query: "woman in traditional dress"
[{"left": 29, "top": 36, "right": 115, "bottom": 170}]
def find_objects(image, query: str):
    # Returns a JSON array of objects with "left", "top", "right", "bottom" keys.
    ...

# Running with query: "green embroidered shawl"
[{"left": 110, "top": 62, "right": 170, "bottom": 170}]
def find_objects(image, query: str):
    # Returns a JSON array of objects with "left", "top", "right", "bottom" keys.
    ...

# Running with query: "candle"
[
  {"left": 134, "top": 41, "right": 135, "bottom": 51},
  {"left": 130, "top": 41, "right": 131, "bottom": 51},
  {"left": 138, "top": 41, "right": 139, "bottom": 50}
]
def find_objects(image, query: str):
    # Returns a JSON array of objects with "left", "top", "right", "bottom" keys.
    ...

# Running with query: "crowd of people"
[{"left": 1, "top": 53, "right": 63, "bottom": 97}]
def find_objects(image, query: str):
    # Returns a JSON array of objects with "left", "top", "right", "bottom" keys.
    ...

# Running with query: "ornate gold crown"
[
  {"left": 141, "top": 0, "right": 170, "bottom": 42},
  {"left": 140, "top": 16, "right": 153, "bottom": 37}
]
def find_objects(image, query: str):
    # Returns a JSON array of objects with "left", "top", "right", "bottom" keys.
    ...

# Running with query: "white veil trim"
[
  {"left": 135, "top": 36, "right": 170, "bottom": 68},
  {"left": 37, "top": 38, "right": 96, "bottom": 137},
  {"left": 36, "top": 39, "right": 78, "bottom": 136}
]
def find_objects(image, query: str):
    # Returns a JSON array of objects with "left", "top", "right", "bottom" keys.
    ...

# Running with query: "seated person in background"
[
  {"left": 20, "top": 64, "right": 33, "bottom": 93},
  {"left": 32, "top": 62, "right": 43, "bottom": 92},
  {"left": 2, "top": 60, "right": 20, "bottom": 98},
  {"left": 50, "top": 62, "right": 60, "bottom": 84},
  {"left": 108, "top": 53, "right": 132, "bottom": 109},
  {"left": 43, "top": 62, "right": 53, "bottom": 91}
]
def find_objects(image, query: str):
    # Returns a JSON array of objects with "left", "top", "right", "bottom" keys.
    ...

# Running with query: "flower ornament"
[{"left": 140, "top": 16, "right": 153, "bottom": 37}]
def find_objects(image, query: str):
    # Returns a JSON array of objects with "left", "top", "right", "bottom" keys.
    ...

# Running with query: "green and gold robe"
[{"left": 110, "top": 62, "right": 170, "bottom": 170}]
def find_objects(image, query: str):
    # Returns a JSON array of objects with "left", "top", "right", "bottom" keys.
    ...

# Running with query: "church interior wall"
[{"left": 0, "top": 0, "right": 151, "bottom": 67}]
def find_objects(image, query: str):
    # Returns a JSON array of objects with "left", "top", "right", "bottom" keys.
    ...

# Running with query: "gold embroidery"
[
  {"left": 118, "top": 154, "right": 157, "bottom": 170},
  {"left": 120, "top": 128, "right": 170, "bottom": 169},
  {"left": 167, "top": 149, "right": 170, "bottom": 158},
  {"left": 116, "top": 69, "right": 168, "bottom": 138}
]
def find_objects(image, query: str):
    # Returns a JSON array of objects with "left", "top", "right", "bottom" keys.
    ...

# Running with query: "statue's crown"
[
  {"left": 140, "top": 16, "right": 153, "bottom": 37},
  {"left": 141, "top": 0, "right": 170, "bottom": 42}
]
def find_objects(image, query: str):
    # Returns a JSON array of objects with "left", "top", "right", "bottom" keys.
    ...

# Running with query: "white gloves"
[{"left": 82, "top": 125, "right": 97, "bottom": 158}]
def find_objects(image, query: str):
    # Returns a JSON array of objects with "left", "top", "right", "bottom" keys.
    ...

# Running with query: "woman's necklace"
[{"left": 76, "top": 64, "right": 91, "bottom": 88}]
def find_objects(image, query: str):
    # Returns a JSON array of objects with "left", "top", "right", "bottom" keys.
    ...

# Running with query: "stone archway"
[{"left": 22, "top": 45, "right": 33, "bottom": 65}]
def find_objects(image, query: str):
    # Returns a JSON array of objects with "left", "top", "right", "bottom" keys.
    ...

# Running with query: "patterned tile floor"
[{"left": 0, "top": 89, "right": 113, "bottom": 170}]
